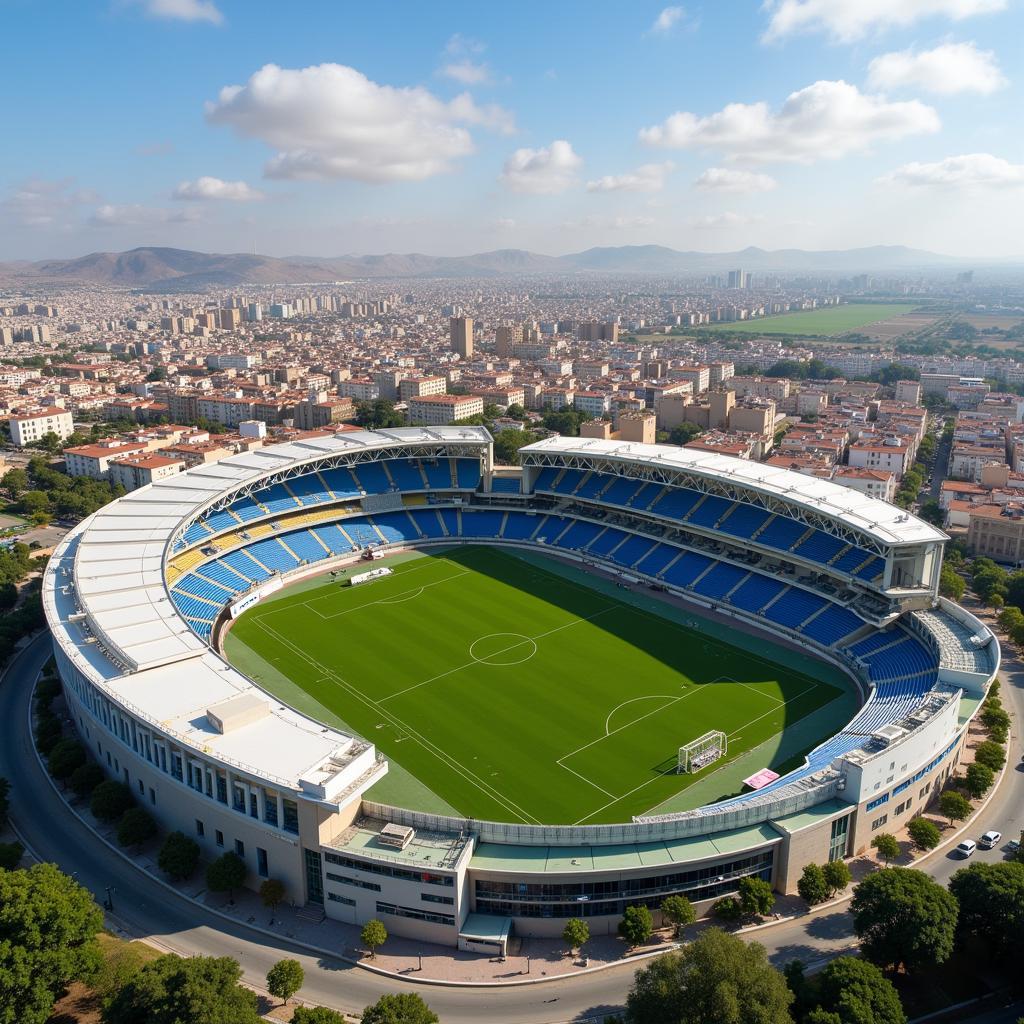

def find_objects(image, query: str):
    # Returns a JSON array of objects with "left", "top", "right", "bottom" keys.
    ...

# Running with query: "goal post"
[{"left": 678, "top": 730, "right": 727, "bottom": 774}]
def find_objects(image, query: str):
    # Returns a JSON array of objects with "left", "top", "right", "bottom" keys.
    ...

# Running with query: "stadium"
[{"left": 44, "top": 426, "right": 999, "bottom": 949}]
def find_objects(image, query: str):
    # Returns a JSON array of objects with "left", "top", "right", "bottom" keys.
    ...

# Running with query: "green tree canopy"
[
  {"left": 205, "top": 852, "right": 247, "bottom": 902},
  {"left": 157, "top": 831, "right": 199, "bottom": 881},
  {"left": 822, "top": 860, "right": 852, "bottom": 897},
  {"left": 562, "top": 917, "right": 590, "bottom": 953},
  {"left": 116, "top": 807, "right": 158, "bottom": 848},
  {"left": 618, "top": 904, "right": 654, "bottom": 947},
  {"left": 850, "top": 868, "right": 958, "bottom": 972},
  {"left": 625, "top": 928, "right": 793, "bottom": 1024},
  {"left": 738, "top": 876, "right": 775, "bottom": 917},
  {"left": 90, "top": 780, "right": 135, "bottom": 822},
  {"left": 949, "top": 861, "right": 1024, "bottom": 955},
  {"left": 266, "top": 958, "right": 304, "bottom": 1005},
  {"left": 660, "top": 894, "right": 696, "bottom": 936},
  {"left": 871, "top": 833, "right": 901, "bottom": 864},
  {"left": 906, "top": 817, "right": 941, "bottom": 851},
  {"left": 812, "top": 956, "right": 906, "bottom": 1024},
  {"left": 292, "top": 1009, "right": 347, "bottom": 1024},
  {"left": 963, "top": 762, "right": 995, "bottom": 799},
  {"left": 101, "top": 954, "right": 260, "bottom": 1024},
  {"left": 797, "top": 864, "right": 830, "bottom": 906},
  {"left": 0, "top": 863, "right": 104, "bottom": 1024},
  {"left": 360, "top": 992, "right": 439, "bottom": 1024},
  {"left": 939, "top": 789, "right": 972, "bottom": 826},
  {"left": 361, "top": 918, "right": 387, "bottom": 959}
]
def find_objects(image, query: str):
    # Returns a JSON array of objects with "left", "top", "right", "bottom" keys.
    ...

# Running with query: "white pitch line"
[{"left": 556, "top": 760, "right": 617, "bottom": 799}]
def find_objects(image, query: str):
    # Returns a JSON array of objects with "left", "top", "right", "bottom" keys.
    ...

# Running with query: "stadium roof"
[{"left": 521, "top": 436, "right": 946, "bottom": 547}]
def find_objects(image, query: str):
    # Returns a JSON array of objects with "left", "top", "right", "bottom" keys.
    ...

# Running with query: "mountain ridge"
[{"left": 0, "top": 243, "right": 985, "bottom": 290}]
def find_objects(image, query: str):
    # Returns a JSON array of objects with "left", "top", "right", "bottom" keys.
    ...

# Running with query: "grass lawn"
[
  {"left": 705, "top": 303, "right": 920, "bottom": 336},
  {"left": 225, "top": 546, "right": 850, "bottom": 825}
]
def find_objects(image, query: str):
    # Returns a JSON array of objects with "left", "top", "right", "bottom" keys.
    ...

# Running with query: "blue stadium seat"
[
  {"left": 800, "top": 605, "right": 863, "bottom": 646},
  {"left": 423, "top": 460, "right": 454, "bottom": 490},
  {"left": 686, "top": 494, "right": 733, "bottom": 528},
  {"left": 718, "top": 503, "right": 771, "bottom": 540},
  {"left": 456, "top": 459, "right": 481, "bottom": 490},
  {"left": 588, "top": 527, "right": 629, "bottom": 556},
  {"left": 757, "top": 516, "right": 808, "bottom": 552},
  {"left": 312, "top": 525, "right": 354, "bottom": 554},
  {"left": 282, "top": 530, "right": 329, "bottom": 563},
  {"left": 728, "top": 573, "right": 786, "bottom": 613},
  {"left": 554, "top": 520, "right": 602, "bottom": 550},
  {"left": 183, "top": 521, "right": 212, "bottom": 546},
  {"left": 662, "top": 551, "right": 714, "bottom": 588},
  {"left": 490, "top": 477, "right": 522, "bottom": 494},
  {"left": 222, "top": 550, "right": 271, "bottom": 584},
  {"left": 855, "top": 556, "right": 885, "bottom": 582},
  {"left": 600, "top": 476, "right": 643, "bottom": 507},
  {"left": 612, "top": 535, "right": 656, "bottom": 568},
  {"left": 548, "top": 469, "right": 585, "bottom": 495},
  {"left": 792, "top": 530, "right": 847, "bottom": 565},
  {"left": 319, "top": 468, "right": 362, "bottom": 499},
  {"left": 386, "top": 460, "right": 427, "bottom": 492},
  {"left": 574, "top": 472, "right": 608, "bottom": 500},
  {"left": 198, "top": 560, "right": 249, "bottom": 592},
  {"left": 344, "top": 522, "right": 384, "bottom": 548},
  {"left": 460, "top": 510, "right": 504, "bottom": 538},
  {"left": 649, "top": 487, "right": 702, "bottom": 520},
  {"left": 206, "top": 508, "right": 241, "bottom": 533},
  {"left": 439, "top": 509, "right": 460, "bottom": 538},
  {"left": 173, "top": 573, "right": 234, "bottom": 603},
  {"left": 629, "top": 483, "right": 664, "bottom": 509},
  {"left": 352, "top": 462, "right": 391, "bottom": 495},
  {"left": 692, "top": 562, "right": 747, "bottom": 600},
  {"left": 500, "top": 511, "right": 541, "bottom": 541},
  {"left": 253, "top": 483, "right": 300, "bottom": 515},
  {"left": 410, "top": 509, "right": 446, "bottom": 539},
  {"left": 634, "top": 543, "right": 679, "bottom": 577},
  {"left": 531, "top": 467, "right": 560, "bottom": 492},
  {"left": 765, "top": 588, "right": 828, "bottom": 630},
  {"left": 247, "top": 538, "right": 300, "bottom": 572},
  {"left": 228, "top": 497, "right": 266, "bottom": 523},
  {"left": 285, "top": 473, "right": 333, "bottom": 506},
  {"left": 370, "top": 512, "right": 412, "bottom": 544}
]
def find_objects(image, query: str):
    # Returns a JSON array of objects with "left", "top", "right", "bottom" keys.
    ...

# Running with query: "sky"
[{"left": 1, "top": 0, "right": 1023, "bottom": 261}]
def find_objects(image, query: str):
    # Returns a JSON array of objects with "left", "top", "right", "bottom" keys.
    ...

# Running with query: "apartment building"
[
  {"left": 8, "top": 407, "right": 74, "bottom": 447},
  {"left": 406, "top": 394, "right": 484, "bottom": 426}
]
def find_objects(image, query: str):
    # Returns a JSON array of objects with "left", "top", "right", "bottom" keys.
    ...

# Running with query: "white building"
[
  {"left": 8, "top": 407, "right": 74, "bottom": 447},
  {"left": 407, "top": 394, "right": 484, "bottom": 426}
]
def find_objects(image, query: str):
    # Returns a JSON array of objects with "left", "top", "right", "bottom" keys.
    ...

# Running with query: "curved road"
[{"left": 2, "top": 627, "right": 1021, "bottom": 1022}]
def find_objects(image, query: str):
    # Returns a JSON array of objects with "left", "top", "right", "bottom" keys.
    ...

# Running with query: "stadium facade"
[{"left": 44, "top": 427, "right": 998, "bottom": 949}]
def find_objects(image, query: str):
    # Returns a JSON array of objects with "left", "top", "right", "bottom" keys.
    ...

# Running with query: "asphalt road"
[{"left": 2, "top": 626, "right": 1022, "bottom": 1023}]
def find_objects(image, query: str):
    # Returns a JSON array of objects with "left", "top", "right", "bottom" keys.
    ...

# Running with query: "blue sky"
[{"left": 1, "top": 0, "right": 1022, "bottom": 259}]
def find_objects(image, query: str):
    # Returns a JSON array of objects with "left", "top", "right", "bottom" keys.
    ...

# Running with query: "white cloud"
[
  {"left": 878, "top": 153, "right": 1024, "bottom": 188},
  {"left": 640, "top": 79, "right": 939, "bottom": 163},
  {"left": 564, "top": 214, "right": 657, "bottom": 230},
  {"left": 1, "top": 179, "right": 98, "bottom": 227},
  {"left": 651, "top": 6, "right": 686, "bottom": 33},
  {"left": 867, "top": 41, "right": 1006, "bottom": 94},
  {"left": 762, "top": 0, "right": 1005, "bottom": 43},
  {"left": 136, "top": 0, "right": 223, "bottom": 24},
  {"left": 493, "top": 217, "right": 517, "bottom": 230},
  {"left": 694, "top": 167, "right": 778, "bottom": 192},
  {"left": 89, "top": 204, "right": 198, "bottom": 226},
  {"left": 206, "top": 63, "right": 514, "bottom": 183},
  {"left": 172, "top": 176, "right": 265, "bottom": 201},
  {"left": 691, "top": 211, "right": 765, "bottom": 228},
  {"left": 586, "top": 162, "right": 673, "bottom": 193},
  {"left": 439, "top": 34, "right": 490, "bottom": 85},
  {"left": 500, "top": 140, "right": 582, "bottom": 194}
]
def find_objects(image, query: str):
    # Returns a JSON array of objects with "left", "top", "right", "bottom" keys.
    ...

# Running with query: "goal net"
[{"left": 678, "top": 730, "right": 727, "bottom": 774}]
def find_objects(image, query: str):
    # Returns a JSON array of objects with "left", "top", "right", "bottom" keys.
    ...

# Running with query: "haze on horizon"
[{"left": 2, "top": 0, "right": 1022, "bottom": 262}]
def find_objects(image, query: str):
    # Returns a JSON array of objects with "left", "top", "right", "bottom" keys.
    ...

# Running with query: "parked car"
[
  {"left": 956, "top": 840, "right": 977, "bottom": 858},
  {"left": 979, "top": 831, "right": 1002, "bottom": 850}
]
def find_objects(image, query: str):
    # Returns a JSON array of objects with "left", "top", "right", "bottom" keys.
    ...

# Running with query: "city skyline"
[{"left": 2, "top": 0, "right": 1023, "bottom": 261}]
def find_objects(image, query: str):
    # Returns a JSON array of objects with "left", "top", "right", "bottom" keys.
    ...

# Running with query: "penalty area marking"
[{"left": 468, "top": 632, "right": 538, "bottom": 667}]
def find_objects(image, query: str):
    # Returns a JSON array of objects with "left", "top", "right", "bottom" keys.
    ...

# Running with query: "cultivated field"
[
  {"left": 707, "top": 303, "right": 922, "bottom": 337},
  {"left": 225, "top": 547, "right": 849, "bottom": 825}
]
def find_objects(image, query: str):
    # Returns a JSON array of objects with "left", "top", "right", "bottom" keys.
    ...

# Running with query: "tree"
[
  {"left": 0, "top": 862, "right": 104, "bottom": 1024},
  {"left": 822, "top": 860, "right": 852, "bottom": 897},
  {"left": 360, "top": 992, "right": 439, "bottom": 1024},
  {"left": 851, "top": 867, "right": 958, "bottom": 972},
  {"left": 668, "top": 422, "right": 704, "bottom": 446},
  {"left": 260, "top": 878, "right": 286, "bottom": 923},
  {"left": 116, "top": 807, "right": 158, "bottom": 848},
  {"left": 660, "top": 894, "right": 696, "bottom": 936},
  {"left": 206, "top": 852, "right": 247, "bottom": 903},
  {"left": 293, "top": 1009, "right": 347, "bottom": 1024},
  {"left": 46, "top": 737, "right": 86, "bottom": 782},
  {"left": 69, "top": 760, "right": 105, "bottom": 798},
  {"left": 625, "top": 928, "right": 793, "bottom": 1024},
  {"left": 738, "top": 876, "right": 775, "bottom": 918},
  {"left": 361, "top": 918, "right": 387, "bottom": 959},
  {"left": 101, "top": 953, "right": 261, "bottom": 1024},
  {"left": 939, "top": 565, "right": 965, "bottom": 601},
  {"left": 963, "top": 762, "right": 995, "bottom": 799},
  {"left": 871, "top": 833, "right": 900, "bottom": 864},
  {"left": 812, "top": 956, "right": 907, "bottom": 1024},
  {"left": 919, "top": 500, "right": 944, "bottom": 527},
  {"left": 712, "top": 896, "right": 744, "bottom": 924},
  {"left": 907, "top": 817, "right": 941, "bottom": 851},
  {"left": 266, "top": 958, "right": 304, "bottom": 1005},
  {"left": 950, "top": 861, "right": 1024, "bottom": 956},
  {"left": 939, "top": 789, "right": 972, "bottom": 827},
  {"left": 974, "top": 739, "right": 1006, "bottom": 772},
  {"left": 618, "top": 904, "right": 654, "bottom": 947},
  {"left": 292, "top": 1009, "right": 347, "bottom": 1024},
  {"left": 797, "top": 863, "right": 830, "bottom": 905},
  {"left": 562, "top": 917, "right": 590, "bottom": 955},
  {"left": 90, "top": 780, "right": 135, "bottom": 822},
  {"left": 157, "top": 831, "right": 199, "bottom": 881}
]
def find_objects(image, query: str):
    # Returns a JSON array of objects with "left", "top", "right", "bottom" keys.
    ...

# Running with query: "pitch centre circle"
[{"left": 469, "top": 632, "right": 538, "bottom": 666}]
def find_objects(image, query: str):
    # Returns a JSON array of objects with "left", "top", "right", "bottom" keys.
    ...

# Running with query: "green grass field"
[
  {"left": 225, "top": 547, "right": 850, "bottom": 825},
  {"left": 706, "top": 303, "right": 920, "bottom": 336}
]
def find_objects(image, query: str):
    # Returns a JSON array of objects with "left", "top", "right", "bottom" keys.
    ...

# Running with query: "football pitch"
[
  {"left": 705, "top": 302, "right": 920, "bottom": 336},
  {"left": 224, "top": 546, "right": 852, "bottom": 825}
]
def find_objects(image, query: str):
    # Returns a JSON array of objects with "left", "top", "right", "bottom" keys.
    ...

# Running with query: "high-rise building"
[
  {"left": 727, "top": 269, "right": 746, "bottom": 289},
  {"left": 494, "top": 323, "right": 522, "bottom": 358},
  {"left": 450, "top": 316, "right": 474, "bottom": 359}
]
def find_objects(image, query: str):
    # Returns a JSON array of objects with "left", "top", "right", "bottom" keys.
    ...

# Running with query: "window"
[
  {"left": 328, "top": 892, "right": 355, "bottom": 906},
  {"left": 866, "top": 794, "right": 889, "bottom": 812},
  {"left": 149, "top": 787, "right": 156, "bottom": 805},
  {"left": 326, "top": 872, "right": 380, "bottom": 892},
  {"left": 422, "top": 892, "right": 455, "bottom": 905},
  {"left": 871, "top": 815, "right": 888, "bottom": 830},
  {"left": 257, "top": 848, "right": 268, "bottom": 878},
  {"left": 282, "top": 799, "right": 299, "bottom": 834},
  {"left": 304, "top": 848, "right": 324, "bottom": 906},
  {"left": 216, "top": 775, "right": 228, "bottom": 804},
  {"left": 138, "top": 779, "right": 144, "bottom": 796},
  {"left": 215, "top": 829, "right": 224, "bottom": 848},
  {"left": 235, "top": 839, "right": 245, "bottom": 858},
  {"left": 195, "top": 820, "right": 205, "bottom": 837},
  {"left": 376, "top": 901, "right": 455, "bottom": 927}
]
